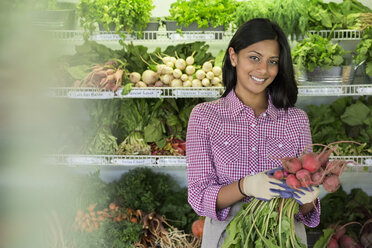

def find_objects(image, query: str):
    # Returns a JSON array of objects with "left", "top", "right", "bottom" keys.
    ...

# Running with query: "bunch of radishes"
[
  {"left": 128, "top": 52, "right": 223, "bottom": 88},
  {"left": 74, "top": 60, "right": 125, "bottom": 92},
  {"left": 271, "top": 142, "right": 358, "bottom": 193}
]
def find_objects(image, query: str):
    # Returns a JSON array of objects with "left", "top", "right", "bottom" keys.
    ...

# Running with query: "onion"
[
  {"left": 192, "top": 79, "right": 202, "bottom": 87},
  {"left": 129, "top": 72, "right": 141, "bottom": 83},
  {"left": 173, "top": 69, "right": 182, "bottom": 78},
  {"left": 185, "top": 65, "right": 195, "bottom": 75},
  {"left": 202, "top": 61, "right": 213, "bottom": 72},
  {"left": 142, "top": 70, "right": 158, "bottom": 85},
  {"left": 175, "top": 58, "right": 186, "bottom": 70},
  {"left": 212, "top": 66, "right": 222, "bottom": 76},
  {"left": 183, "top": 80, "right": 192, "bottom": 87},
  {"left": 196, "top": 70, "right": 206, "bottom": 80},
  {"left": 171, "top": 79, "right": 183, "bottom": 87},
  {"left": 202, "top": 78, "right": 211, "bottom": 87}
]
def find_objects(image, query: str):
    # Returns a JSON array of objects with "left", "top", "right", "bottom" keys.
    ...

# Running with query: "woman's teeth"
[{"left": 251, "top": 75, "right": 265, "bottom": 82}]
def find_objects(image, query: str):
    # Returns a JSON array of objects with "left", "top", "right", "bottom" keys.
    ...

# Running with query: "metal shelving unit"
[
  {"left": 306, "top": 29, "right": 364, "bottom": 40},
  {"left": 47, "top": 84, "right": 372, "bottom": 99},
  {"left": 46, "top": 154, "right": 372, "bottom": 169}
]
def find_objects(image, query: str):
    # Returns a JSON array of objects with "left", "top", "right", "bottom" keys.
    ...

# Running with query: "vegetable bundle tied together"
[{"left": 222, "top": 198, "right": 305, "bottom": 248}]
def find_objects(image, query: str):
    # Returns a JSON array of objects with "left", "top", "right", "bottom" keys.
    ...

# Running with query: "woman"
[{"left": 186, "top": 18, "right": 320, "bottom": 247}]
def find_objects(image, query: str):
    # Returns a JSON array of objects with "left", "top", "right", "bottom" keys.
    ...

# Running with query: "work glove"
[
  {"left": 292, "top": 186, "right": 320, "bottom": 205},
  {"left": 242, "top": 170, "right": 296, "bottom": 201}
]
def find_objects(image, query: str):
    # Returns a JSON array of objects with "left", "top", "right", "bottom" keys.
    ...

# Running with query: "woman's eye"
[
  {"left": 249, "top": 56, "right": 260, "bottom": 62},
  {"left": 269, "top": 60, "right": 279, "bottom": 65}
]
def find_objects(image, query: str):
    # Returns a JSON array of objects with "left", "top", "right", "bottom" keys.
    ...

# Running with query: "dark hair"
[{"left": 222, "top": 18, "right": 297, "bottom": 109}]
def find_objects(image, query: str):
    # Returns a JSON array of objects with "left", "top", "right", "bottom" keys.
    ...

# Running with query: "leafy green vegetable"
[
  {"left": 313, "top": 228, "right": 335, "bottom": 248},
  {"left": 354, "top": 27, "right": 372, "bottom": 77}
]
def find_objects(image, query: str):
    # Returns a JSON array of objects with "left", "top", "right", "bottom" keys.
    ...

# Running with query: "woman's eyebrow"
[{"left": 247, "top": 51, "right": 279, "bottom": 58}]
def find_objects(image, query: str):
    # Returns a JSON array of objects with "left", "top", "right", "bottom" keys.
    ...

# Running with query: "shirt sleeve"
[
  {"left": 294, "top": 110, "right": 321, "bottom": 227},
  {"left": 186, "top": 104, "right": 231, "bottom": 221}
]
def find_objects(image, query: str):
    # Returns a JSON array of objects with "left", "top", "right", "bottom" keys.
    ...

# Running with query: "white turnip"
[
  {"left": 170, "top": 79, "right": 182, "bottom": 87},
  {"left": 192, "top": 79, "right": 202, "bottom": 87},
  {"left": 195, "top": 70, "right": 206, "bottom": 80},
  {"left": 175, "top": 58, "right": 186, "bottom": 70},
  {"left": 142, "top": 70, "right": 158, "bottom": 85},
  {"left": 173, "top": 69, "right": 182, "bottom": 79},
  {"left": 185, "top": 65, "right": 195, "bottom": 75},
  {"left": 129, "top": 72, "right": 141, "bottom": 83},
  {"left": 180, "top": 74, "right": 189, "bottom": 82},
  {"left": 201, "top": 78, "right": 211, "bottom": 87},
  {"left": 183, "top": 80, "right": 192, "bottom": 87},
  {"left": 202, "top": 61, "right": 213, "bottom": 72},
  {"left": 212, "top": 66, "right": 222, "bottom": 76},
  {"left": 206, "top": 71, "right": 214, "bottom": 80}
]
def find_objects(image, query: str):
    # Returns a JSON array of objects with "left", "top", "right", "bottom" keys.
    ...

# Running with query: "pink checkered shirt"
[{"left": 186, "top": 90, "right": 320, "bottom": 227}]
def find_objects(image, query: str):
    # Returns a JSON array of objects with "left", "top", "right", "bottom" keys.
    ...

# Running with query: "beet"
[
  {"left": 296, "top": 169, "right": 312, "bottom": 187},
  {"left": 282, "top": 157, "right": 302, "bottom": 173},
  {"left": 286, "top": 174, "right": 301, "bottom": 189},
  {"left": 322, "top": 175, "right": 341, "bottom": 193},
  {"left": 327, "top": 238, "right": 339, "bottom": 248},
  {"left": 273, "top": 170, "right": 284, "bottom": 180},
  {"left": 339, "top": 234, "right": 358, "bottom": 248},
  {"left": 301, "top": 152, "right": 321, "bottom": 173}
]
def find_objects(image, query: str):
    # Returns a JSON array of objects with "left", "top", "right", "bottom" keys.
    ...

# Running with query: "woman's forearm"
[
  {"left": 216, "top": 180, "right": 245, "bottom": 210},
  {"left": 299, "top": 198, "right": 318, "bottom": 215}
]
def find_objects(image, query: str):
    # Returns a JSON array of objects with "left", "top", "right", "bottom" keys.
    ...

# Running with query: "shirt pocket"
[
  {"left": 211, "top": 134, "right": 241, "bottom": 165},
  {"left": 266, "top": 137, "right": 296, "bottom": 167}
]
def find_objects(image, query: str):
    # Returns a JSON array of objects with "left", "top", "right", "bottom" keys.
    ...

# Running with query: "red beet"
[
  {"left": 296, "top": 169, "right": 312, "bottom": 187},
  {"left": 286, "top": 174, "right": 301, "bottom": 189},
  {"left": 301, "top": 152, "right": 321, "bottom": 173},
  {"left": 327, "top": 238, "right": 339, "bottom": 248},
  {"left": 311, "top": 168, "right": 325, "bottom": 186},
  {"left": 282, "top": 157, "right": 302, "bottom": 173},
  {"left": 273, "top": 170, "right": 284, "bottom": 180},
  {"left": 333, "top": 226, "right": 346, "bottom": 241},
  {"left": 323, "top": 175, "right": 341, "bottom": 193},
  {"left": 339, "top": 234, "right": 358, "bottom": 248}
]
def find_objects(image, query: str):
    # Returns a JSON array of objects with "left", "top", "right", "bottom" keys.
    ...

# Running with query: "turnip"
[
  {"left": 156, "top": 64, "right": 167, "bottom": 74},
  {"left": 186, "top": 51, "right": 196, "bottom": 65},
  {"left": 211, "top": 77, "right": 221, "bottom": 85},
  {"left": 185, "top": 65, "right": 196, "bottom": 75},
  {"left": 183, "top": 80, "right": 192, "bottom": 87},
  {"left": 195, "top": 70, "right": 206, "bottom": 80},
  {"left": 169, "top": 56, "right": 177, "bottom": 65},
  {"left": 202, "top": 61, "right": 213, "bottom": 72},
  {"left": 206, "top": 71, "right": 214, "bottom": 80},
  {"left": 322, "top": 174, "right": 340, "bottom": 193},
  {"left": 175, "top": 58, "right": 186, "bottom": 70},
  {"left": 180, "top": 74, "right": 189, "bottom": 82},
  {"left": 212, "top": 66, "right": 222, "bottom": 76},
  {"left": 188, "top": 75, "right": 194, "bottom": 82},
  {"left": 171, "top": 79, "right": 183, "bottom": 87},
  {"left": 135, "top": 81, "right": 147, "bottom": 87},
  {"left": 295, "top": 169, "right": 312, "bottom": 188},
  {"left": 164, "top": 66, "right": 174, "bottom": 74},
  {"left": 301, "top": 152, "right": 321, "bottom": 173},
  {"left": 173, "top": 69, "right": 182, "bottom": 79},
  {"left": 201, "top": 78, "right": 211, "bottom": 87},
  {"left": 129, "top": 72, "right": 141, "bottom": 83},
  {"left": 142, "top": 70, "right": 158, "bottom": 85},
  {"left": 166, "top": 61, "right": 174, "bottom": 68},
  {"left": 286, "top": 174, "right": 301, "bottom": 189},
  {"left": 162, "top": 56, "right": 172, "bottom": 64},
  {"left": 192, "top": 79, "right": 202, "bottom": 87},
  {"left": 160, "top": 74, "right": 173, "bottom": 85}
]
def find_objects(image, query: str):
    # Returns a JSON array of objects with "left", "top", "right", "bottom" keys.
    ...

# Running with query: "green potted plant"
[
  {"left": 77, "top": 0, "right": 155, "bottom": 40},
  {"left": 292, "top": 33, "right": 350, "bottom": 84},
  {"left": 32, "top": 0, "right": 77, "bottom": 30},
  {"left": 167, "top": 0, "right": 238, "bottom": 33},
  {"left": 354, "top": 27, "right": 372, "bottom": 83}
]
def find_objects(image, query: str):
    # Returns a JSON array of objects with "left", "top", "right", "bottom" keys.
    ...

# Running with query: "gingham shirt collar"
[{"left": 225, "top": 89, "right": 279, "bottom": 121}]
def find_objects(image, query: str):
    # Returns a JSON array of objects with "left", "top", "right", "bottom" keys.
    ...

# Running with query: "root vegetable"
[
  {"left": 156, "top": 64, "right": 167, "bottom": 74},
  {"left": 196, "top": 70, "right": 206, "bottom": 80},
  {"left": 206, "top": 71, "right": 214, "bottom": 80},
  {"left": 186, "top": 52, "right": 196, "bottom": 65},
  {"left": 162, "top": 56, "right": 172, "bottom": 64},
  {"left": 183, "top": 80, "right": 192, "bottom": 87},
  {"left": 175, "top": 58, "right": 186, "bottom": 70},
  {"left": 164, "top": 66, "right": 173, "bottom": 74},
  {"left": 185, "top": 65, "right": 195, "bottom": 75},
  {"left": 166, "top": 61, "right": 174, "bottom": 68},
  {"left": 339, "top": 234, "right": 358, "bottom": 248},
  {"left": 286, "top": 174, "right": 301, "bottom": 189},
  {"left": 281, "top": 157, "right": 302, "bottom": 174},
  {"left": 295, "top": 169, "right": 312, "bottom": 188},
  {"left": 136, "top": 81, "right": 147, "bottom": 87},
  {"left": 180, "top": 74, "right": 189, "bottom": 82},
  {"left": 273, "top": 170, "right": 284, "bottom": 180},
  {"left": 301, "top": 152, "right": 321, "bottom": 173},
  {"left": 154, "top": 81, "right": 163, "bottom": 87},
  {"left": 201, "top": 78, "right": 211, "bottom": 87},
  {"left": 192, "top": 79, "right": 202, "bottom": 87},
  {"left": 192, "top": 219, "right": 205, "bottom": 239},
  {"left": 161, "top": 74, "right": 173, "bottom": 85},
  {"left": 142, "top": 70, "right": 158, "bottom": 85},
  {"left": 202, "top": 61, "right": 213, "bottom": 72},
  {"left": 170, "top": 79, "right": 182, "bottom": 87},
  {"left": 322, "top": 175, "right": 340, "bottom": 193},
  {"left": 169, "top": 56, "right": 176, "bottom": 64},
  {"left": 129, "top": 72, "right": 141, "bottom": 83},
  {"left": 311, "top": 169, "right": 324, "bottom": 186},
  {"left": 212, "top": 66, "right": 222, "bottom": 76},
  {"left": 172, "top": 69, "right": 182, "bottom": 78},
  {"left": 188, "top": 75, "right": 194, "bottom": 82},
  {"left": 327, "top": 238, "right": 339, "bottom": 248},
  {"left": 211, "top": 77, "right": 221, "bottom": 85}
]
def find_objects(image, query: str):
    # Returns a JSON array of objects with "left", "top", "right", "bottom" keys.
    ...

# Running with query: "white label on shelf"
[
  {"left": 67, "top": 91, "right": 114, "bottom": 99},
  {"left": 356, "top": 87, "right": 372, "bottom": 94},
  {"left": 299, "top": 87, "right": 343, "bottom": 95},
  {"left": 120, "top": 89, "right": 163, "bottom": 98},
  {"left": 157, "top": 158, "right": 186, "bottom": 165},
  {"left": 169, "top": 33, "right": 215, "bottom": 40},
  {"left": 66, "top": 156, "right": 108, "bottom": 165},
  {"left": 364, "top": 159, "right": 372, "bottom": 165},
  {"left": 172, "top": 89, "right": 220, "bottom": 97},
  {"left": 111, "top": 158, "right": 156, "bottom": 165},
  {"left": 91, "top": 34, "right": 121, "bottom": 41}
]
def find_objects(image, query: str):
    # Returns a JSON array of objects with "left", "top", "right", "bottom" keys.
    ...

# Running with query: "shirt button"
[
  {"left": 262, "top": 113, "right": 267, "bottom": 117},
  {"left": 252, "top": 147, "right": 256, "bottom": 151}
]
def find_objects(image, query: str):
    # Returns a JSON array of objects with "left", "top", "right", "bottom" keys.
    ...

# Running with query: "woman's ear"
[{"left": 228, "top": 47, "right": 237, "bottom": 67}]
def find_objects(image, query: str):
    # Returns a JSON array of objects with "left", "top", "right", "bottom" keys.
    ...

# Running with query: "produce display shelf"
[
  {"left": 47, "top": 84, "right": 372, "bottom": 99},
  {"left": 305, "top": 29, "right": 363, "bottom": 40},
  {"left": 47, "top": 154, "right": 372, "bottom": 168},
  {"left": 46, "top": 87, "right": 224, "bottom": 99},
  {"left": 47, "top": 30, "right": 234, "bottom": 42}
]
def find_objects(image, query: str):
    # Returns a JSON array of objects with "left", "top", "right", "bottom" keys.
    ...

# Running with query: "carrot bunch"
[{"left": 74, "top": 60, "right": 126, "bottom": 92}]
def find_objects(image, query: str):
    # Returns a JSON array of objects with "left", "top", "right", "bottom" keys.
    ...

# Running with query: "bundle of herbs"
[{"left": 354, "top": 27, "right": 372, "bottom": 78}]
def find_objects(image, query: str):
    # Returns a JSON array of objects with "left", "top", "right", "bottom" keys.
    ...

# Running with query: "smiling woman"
[{"left": 186, "top": 18, "right": 320, "bottom": 248}]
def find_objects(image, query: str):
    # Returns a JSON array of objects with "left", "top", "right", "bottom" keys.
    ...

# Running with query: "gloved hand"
[
  {"left": 242, "top": 171, "right": 296, "bottom": 201},
  {"left": 292, "top": 186, "right": 320, "bottom": 205}
]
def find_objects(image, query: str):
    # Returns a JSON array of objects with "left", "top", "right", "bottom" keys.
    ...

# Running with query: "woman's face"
[{"left": 229, "top": 39, "right": 280, "bottom": 98}]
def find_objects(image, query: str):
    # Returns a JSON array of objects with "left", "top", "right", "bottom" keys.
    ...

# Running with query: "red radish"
[
  {"left": 296, "top": 169, "right": 312, "bottom": 187},
  {"left": 327, "top": 238, "right": 339, "bottom": 248},
  {"left": 286, "top": 174, "right": 301, "bottom": 189},
  {"left": 322, "top": 175, "right": 341, "bottom": 193},
  {"left": 282, "top": 157, "right": 302, "bottom": 173},
  {"left": 301, "top": 152, "right": 321, "bottom": 173},
  {"left": 339, "top": 234, "right": 358, "bottom": 248},
  {"left": 273, "top": 170, "right": 284, "bottom": 180}
]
